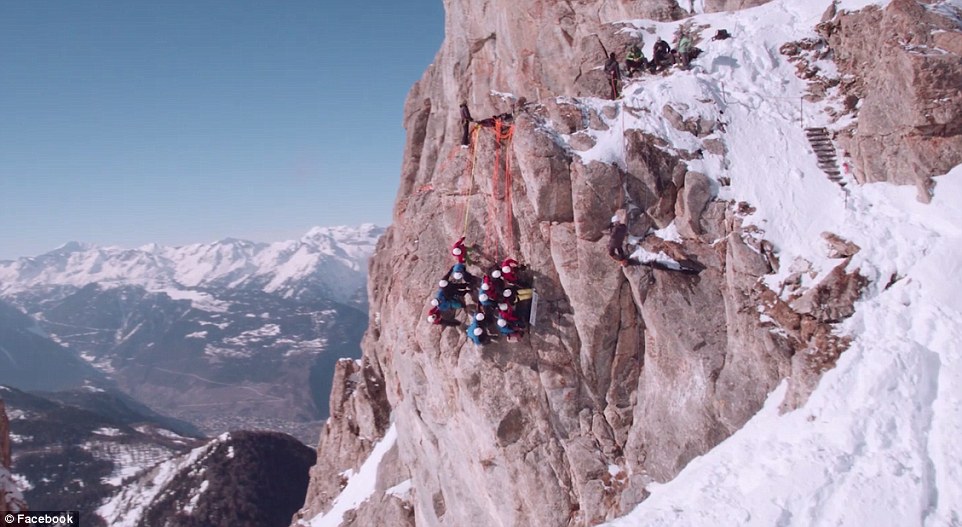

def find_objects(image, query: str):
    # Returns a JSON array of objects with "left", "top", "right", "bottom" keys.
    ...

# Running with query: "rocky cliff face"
[
  {"left": 793, "top": 0, "right": 962, "bottom": 201},
  {"left": 296, "top": 0, "right": 961, "bottom": 526}
]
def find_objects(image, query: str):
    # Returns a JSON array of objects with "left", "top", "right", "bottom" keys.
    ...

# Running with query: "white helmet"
[
  {"left": 439, "top": 279, "right": 448, "bottom": 287},
  {"left": 479, "top": 293, "right": 489, "bottom": 302},
  {"left": 502, "top": 265, "right": 512, "bottom": 274},
  {"left": 453, "top": 272, "right": 463, "bottom": 280},
  {"left": 428, "top": 314, "right": 437, "bottom": 323},
  {"left": 431, "top": 298, "right": 439, "bottom": 306},
  {"left": 475, "top": 312, "right": 485, "bottom": 321},
  {"left": 497, "top": 318, "right": 507, "bottom": 327},
  {"left": 481, "top": 282, "right": 490, "bottom": 291},
  {"left": 503, "top": 289, "right": 513, "bottom": 297},
  {"left": 473, "top": 327, "right": 483, "bottom": 336},
  {"left": 492, "top": 269, "right": 502, "bottom": 278},
  {"left": 499, "top": 303, "right": 509, "bottom": 310},
  {"left": 452, "top": 247, "right": 462, "bottom": 255}
]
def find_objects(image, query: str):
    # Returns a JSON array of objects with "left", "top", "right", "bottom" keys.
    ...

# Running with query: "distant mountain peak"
[{"left": 47, "top": 241, "right": 93, "bottom": 255}]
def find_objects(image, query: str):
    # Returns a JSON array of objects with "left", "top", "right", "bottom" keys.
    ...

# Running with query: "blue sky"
[{"left": 0, "top": 1, "right": 444, "bottom": 260}]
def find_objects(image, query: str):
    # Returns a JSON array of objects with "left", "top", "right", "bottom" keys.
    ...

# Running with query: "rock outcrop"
[
  {"left": 703, "top": 0, "right": 772, "bottom": 12},
  {"left": 1, "top": 400, "right": 9, "bottom": 470},
  {"left": 1, "top": 398, "right": 27, "bottom": 514},
  {"left": 295, "top": 1, "right": 958, "bottom": 526},
  {"left": 816, "top": 0, "right": 962, "bottom": 201}
]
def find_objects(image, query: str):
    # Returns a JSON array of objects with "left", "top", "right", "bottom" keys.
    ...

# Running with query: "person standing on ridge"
[
  {"left": 604, "top": 52, "right": 621, "bottom": 99},
  {"left": 676, "top": 33, "right": 693, "bottom": 69}
]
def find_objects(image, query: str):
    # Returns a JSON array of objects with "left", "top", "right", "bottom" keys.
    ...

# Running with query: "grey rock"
[
  {"left": 293, "top": 1, "right": 918, "bottom": 525},
  {"left": 820, "top": 0, "right": 962, "bottom": 201}
]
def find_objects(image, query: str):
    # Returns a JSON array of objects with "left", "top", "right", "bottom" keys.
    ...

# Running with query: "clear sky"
[{"left": 0, "top": 1, "right": 444, "bottom": 260}]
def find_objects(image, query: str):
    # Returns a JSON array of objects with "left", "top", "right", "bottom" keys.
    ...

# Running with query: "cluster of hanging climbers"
[
  {"left": 424, "top": 26, "right": 729, "bottom": 343},
  {"left": 427, "top": 237, "right": 536, "bottom": 346},
  {"left": 427, "top": 108, "right": 537, "bottom": 346}
]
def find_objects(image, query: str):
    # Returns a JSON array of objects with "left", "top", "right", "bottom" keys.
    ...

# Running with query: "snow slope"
[
  {"left": 565, "top": 0, "right": 962, "bottom": 525},
  {"left": 0, "top": 224, "right": 384, "bottom": 305},
  {"left": 302, "top": 423, "right": 398, "bottom": 527},
  {"left": 1, "top": 466, "right": 26, "bottom": 513}
]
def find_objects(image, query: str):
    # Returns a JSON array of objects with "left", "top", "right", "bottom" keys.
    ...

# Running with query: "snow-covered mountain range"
[
  {"left": 0, "top": 225, "right": 383, "bottom": 444},
  {"left": 0, "top": 224, "right": 384, "bottom": 307}
]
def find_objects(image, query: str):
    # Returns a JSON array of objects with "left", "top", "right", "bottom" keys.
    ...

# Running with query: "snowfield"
[{"left": 590, "top": 0, "right": 962, "bottom": 525}]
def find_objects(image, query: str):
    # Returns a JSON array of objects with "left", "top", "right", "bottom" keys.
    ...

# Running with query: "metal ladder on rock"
[{"left": 804, "top": 127, "right": 844, "bottom": 186}]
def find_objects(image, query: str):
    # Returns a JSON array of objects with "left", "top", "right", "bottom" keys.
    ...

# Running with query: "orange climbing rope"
[
  {"left": 503, "top": 124, "right": 516, "bottom": 253},
  {"left": 481, "top": 118, "right": 516, "bottom": 262},
  {"left": 459, "top": 125, "right": 481, "bottom": 238},
  {"left": 485, "top": 120, "right": 501, "bottom": 260}
]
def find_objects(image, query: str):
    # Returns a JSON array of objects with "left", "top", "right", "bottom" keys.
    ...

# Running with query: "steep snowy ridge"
[
  {"left": 606, "top": 174, "right": 962, "bottom": 527},
  {"left": 0, "top": 224, "right": 384, "bottom": 305},
  {"left": 588, "top": 0, "right": 962, "bottom": 521},
  {"left": 99, "top": 430, "right": 315, "bottom": 527}
]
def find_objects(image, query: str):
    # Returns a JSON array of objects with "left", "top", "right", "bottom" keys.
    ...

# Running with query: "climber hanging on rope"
[
  {"left": 477, "top": 272, "right": 503, "bottom": 315},
  {"left": 496, "top": 302, "right": 524, "bottom": 341},
  {"left": 467, "top": 308, "right": 491, "bottom": 346},
  {"left": 494, "top": 258, "right": 522, "bottom": 284},
  {"left": 452, "top": 237, "right": 469, "bottom": 264},
  {"left": 608, "top": 209, "right": 635, "bottom": 266},
  {"left": 427, "top": 306, "right": 460, "bottom": 327},
  {"left": 427, "top": 264, "right": 474, "bottom": 327},
  {"left": 460, "top": 103, "right": 474, "bottom": 147}
]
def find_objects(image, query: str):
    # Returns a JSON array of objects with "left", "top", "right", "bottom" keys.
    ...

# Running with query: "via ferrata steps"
[{"left": 804, "top": 127, "right": 844, "bottom": 185}]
